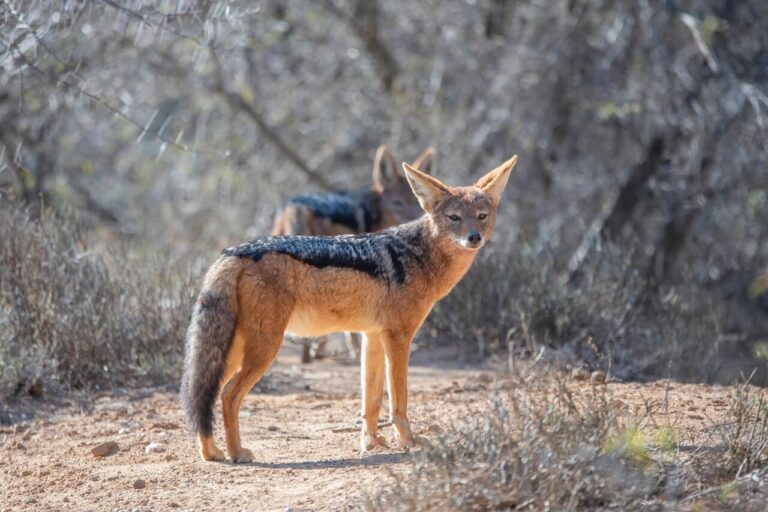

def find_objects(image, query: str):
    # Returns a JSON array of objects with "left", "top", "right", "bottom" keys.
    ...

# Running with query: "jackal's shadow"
[{"left": 241, "top": 451, "right": 410, "bottom": 470}]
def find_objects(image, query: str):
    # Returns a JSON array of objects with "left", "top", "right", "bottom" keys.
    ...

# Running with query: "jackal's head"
[
  {"left": 373, "top": 145, "right": 434, "bottom": 228},
  {"left": 402, "top": 155, "right": 518, "bottom": 251}
]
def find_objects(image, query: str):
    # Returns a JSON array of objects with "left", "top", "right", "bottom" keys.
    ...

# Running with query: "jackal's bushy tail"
[{"left": 180, "top": 259, "right": 239, "bottom": 437}]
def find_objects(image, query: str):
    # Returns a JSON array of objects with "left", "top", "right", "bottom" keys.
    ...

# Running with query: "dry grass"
[
  {"left": 0, "top": 203, "right": 196, "bottom": 399},
  {"left": 716, "top": 377, "right": 768, "bottom": 475},
  {"left": 423, "top": 233, "right": 768, "bottom": 386},
  {"left": 368, "top": 371, "right": 768, "bottom": 511}
]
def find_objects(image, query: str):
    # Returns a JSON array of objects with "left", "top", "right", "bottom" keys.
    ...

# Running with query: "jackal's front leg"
[
  {"left": 360, "top": 332, "right": 388, "bottom": 451},
  {"left": 384, "top": 333, "right": 416, "bottom": 450}
]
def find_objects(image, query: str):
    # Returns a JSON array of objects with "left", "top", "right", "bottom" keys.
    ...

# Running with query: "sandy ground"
[{"left": 0, "top": 344, "right": 741, "bottom": 512}]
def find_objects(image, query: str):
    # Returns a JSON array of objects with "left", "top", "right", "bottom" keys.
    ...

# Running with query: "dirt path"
[{"left": 1, "top": 346, "right": 738, "bottom": 512}]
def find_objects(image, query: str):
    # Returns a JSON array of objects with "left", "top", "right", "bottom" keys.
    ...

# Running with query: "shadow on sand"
[{"left": 232, "top": 451, "right": 411, "bottom": 470}]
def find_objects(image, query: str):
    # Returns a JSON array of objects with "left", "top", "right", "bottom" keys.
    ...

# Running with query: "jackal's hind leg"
[
  {"left": 312, "top": 335, "right": 330, "bottom": 360},
  {"left": 301, "top": 339, "right": 312, "bottom": 364},
  {"left": 221, "top": 328, "right": 284, "bottom": 463},
  {"left": 360, "top": 332, "right": 388, "bottom": 452},
  {"left": 198, "top": 434, "right": 225, "bottom": 461},
  {"left": 346, "top": 332, "right": 362, "bottom": 362}
]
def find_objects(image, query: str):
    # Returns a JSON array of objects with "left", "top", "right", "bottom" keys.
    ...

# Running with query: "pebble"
[
  {"left": 590, "top": 371, "right": 607, "bottom": 384},
  {"left": 145, "top": 442, "right": 165, "bottom": 454},
  {"left": 268, "top": 425, "right": 278, "bottom": 432},
  {"left": 476, "top": 374, "right": 494, "bottom": 383},
  {"left": 91, "top": 441, "right": 119, "bottom": 457},
  {"left": 133, "top": 479, "right": 146, "bottom": 490}
]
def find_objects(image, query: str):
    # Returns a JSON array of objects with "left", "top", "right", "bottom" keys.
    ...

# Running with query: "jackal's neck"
[{"left": 410, "top": 216, "right": 480, "bottom": 300}]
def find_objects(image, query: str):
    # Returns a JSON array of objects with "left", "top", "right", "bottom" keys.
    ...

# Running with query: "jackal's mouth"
[{"left": 456, "top": 239, "right": 484, "bottom": 250}]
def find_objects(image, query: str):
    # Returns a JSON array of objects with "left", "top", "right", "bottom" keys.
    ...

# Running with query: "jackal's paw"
[
  {"left": 201, "top": 445, "right": 226, "bottom": 462},
  {"left": 231, "top": 447, "right": 254, "bottom": 464},
  {"left": 361, "top": 434, "right": 389, "bottom": 452},
  {"left": 394, "top": 432, "right": 426, "bottom": 451}
]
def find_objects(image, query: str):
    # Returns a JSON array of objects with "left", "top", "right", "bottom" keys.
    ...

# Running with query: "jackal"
[
  {"left": 181, "top": 154, "right": 518, "bottom": 463},
  {"left": 271, "top": 145, "right": 434, "bottom": 363}
]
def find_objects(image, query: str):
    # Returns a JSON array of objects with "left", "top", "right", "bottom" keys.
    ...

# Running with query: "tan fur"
[{"left": 188, "top": 155, "right": 518, "bottom": 462}]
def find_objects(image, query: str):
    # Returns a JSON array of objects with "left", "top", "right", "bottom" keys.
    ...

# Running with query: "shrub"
[
  {"left": 0, "top": 203, "right": 196, "bottom": 399},
  {"left": 423, "top": 229, "right": 768, "bottom": 385},
  {"left": 368, "top": 372, "right": 768, "bottom": 511}
]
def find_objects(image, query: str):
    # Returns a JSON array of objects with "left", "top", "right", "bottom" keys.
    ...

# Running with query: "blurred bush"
[{"left": 0, "top": 203, "right": 195, "bottom": 398}]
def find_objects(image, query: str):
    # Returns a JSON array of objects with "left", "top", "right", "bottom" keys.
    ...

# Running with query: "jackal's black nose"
[{"left": 467, "top": 231, "right": 482, "bottom": 245}]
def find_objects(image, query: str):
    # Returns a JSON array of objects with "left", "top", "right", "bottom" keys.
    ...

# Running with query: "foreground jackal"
[
  {"left": 271, "top": 145, "right": 435, "bottom": 362},
  {"left": 181, "top": 155, "right": 518, "bottom": 463}
]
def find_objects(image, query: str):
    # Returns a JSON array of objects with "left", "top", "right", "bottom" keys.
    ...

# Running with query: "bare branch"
[
  {"left": 3, "top": 34, "right": 224, "bottom": 158},
  {"left": 320, "top": 0, "right": 398, "bottom": 92},
  {"left": 210, "top": 50, "right": 333, "bottom": 191}
]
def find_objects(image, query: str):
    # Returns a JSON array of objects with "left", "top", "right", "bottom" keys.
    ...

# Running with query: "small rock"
[
  {"left": 133, "top": 479, "right": 146, "bottom": 490},
  {"left": 590, "top": 371, "right": 607, "bottom": 384},
  {"left": 150, "top": 422, "right": 180, "bottom": 430},
  {"left": 20, "top": 469, "right": 32, "bottom": 477},
  {"left": 168, "top": 502, "right": 180, "bottom": 508},
  {"left": 571, "top": 368, "right": 590, "bottom": 381},
  {"left": 91, "top": 441, "right": 119, "bottom": 457},
  {"left": 267, "top": 425, "right": 278, "bottom": 432},
  {"left": 164, "top": 454, "right": 176, "bottom": 462},
  {"left": 145, "top": 442, "right": 165, "bottom": 454},
  {"left": 118, "top": 428, "right": 131, "bottom": 435}
]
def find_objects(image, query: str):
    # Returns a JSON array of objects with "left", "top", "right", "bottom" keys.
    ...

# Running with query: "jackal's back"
[
  {"left": 289, "top": 190, "right": 380, "bottom": 233},
  {"left": 225, "top": 219, "right": 429, "bottom": 287}
]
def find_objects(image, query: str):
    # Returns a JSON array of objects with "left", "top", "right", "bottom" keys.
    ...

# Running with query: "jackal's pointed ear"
[
  {"left": 372, "top": 145, "right": 401, "bottom": 192},
  {"left": 402, "top": 163, "right": 451, "bottom": 213},
  {"left": 411, "top": 146, "right": 435, "bottom": 175},
  {"left": 475, "top": 155, "right": 518, "bottom": 204}
]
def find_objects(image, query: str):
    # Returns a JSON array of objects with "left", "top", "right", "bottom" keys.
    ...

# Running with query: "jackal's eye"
[
  {"left": 392, "top": 199, "right": 404, "bottom": 207},
  {"left": 478, "top": 213, "right": 488, "bottom": 220},
  {"left": 448, "top": 214, "right": 461, "bottom": 221}
]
